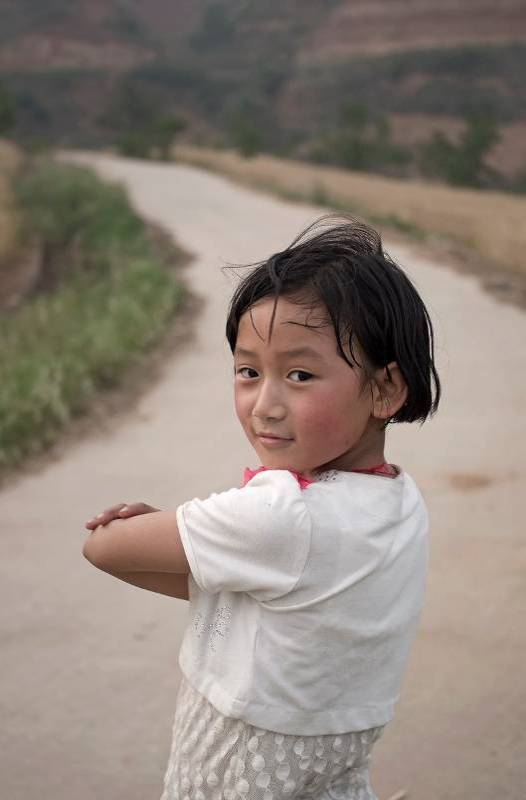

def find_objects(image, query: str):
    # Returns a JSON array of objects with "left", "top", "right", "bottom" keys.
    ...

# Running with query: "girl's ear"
[{"left": 371, "top": 361, "right": 408, "bottom": 420}]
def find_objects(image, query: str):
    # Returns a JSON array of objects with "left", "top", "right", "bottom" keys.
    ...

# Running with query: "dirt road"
[{"left": 1, "top": 152, "right": 525, "bottom": 800}]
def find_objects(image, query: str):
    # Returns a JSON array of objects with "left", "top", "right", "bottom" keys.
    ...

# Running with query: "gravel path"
[{"left": 1, "top": 152, "right": 525, "bottom": 800}]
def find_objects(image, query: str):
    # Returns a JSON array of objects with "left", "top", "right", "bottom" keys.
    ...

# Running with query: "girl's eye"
[
  {"left": 289, "top": 370, "right": 313, "bottom": 382},
  {"left": 235, "top": 367, "right": 313, "bottom": 382},
  {"left": 236, "top": 367, "right": 258, "bottom": 378}
]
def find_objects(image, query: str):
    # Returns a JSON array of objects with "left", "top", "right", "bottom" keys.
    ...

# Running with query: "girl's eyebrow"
[{"left": 234, "top": 346, "right": 325, "bottom": 361}]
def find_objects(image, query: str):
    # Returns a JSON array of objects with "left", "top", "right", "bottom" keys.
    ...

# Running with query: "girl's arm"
[
  {"left": 83, "top": 511, "right": 191, "bottom": 574},
  {"left": 101, "top": 568, "right": 189, "bottom": 600}
]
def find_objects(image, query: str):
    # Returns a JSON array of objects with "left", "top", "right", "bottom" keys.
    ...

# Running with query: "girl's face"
[{"left": 233, "top": 295, "right": 382, "bottom": 477}]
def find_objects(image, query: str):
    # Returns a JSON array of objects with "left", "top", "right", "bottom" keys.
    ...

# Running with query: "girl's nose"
[{"left": 252, "top": 380, "right": 286, "bottom": 421}]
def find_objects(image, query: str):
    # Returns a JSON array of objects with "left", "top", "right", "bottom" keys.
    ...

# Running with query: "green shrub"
[
  {"left": 419, "top": 113, "right": 501, "bottom": 187},
  {"left": 509, "top": 165, "right": 526, "bottom": 194},
  {"left": 311, "top": 102, "right": 411, "bottom": 175},
  {"left": 15, "top": 161, "right": 144, "bottom": 258},
  {"left": 0, "top": 80, "right": 15, "bottom": 135},
  {"left": 116, "top": 130, "right": 152, "bottom": 159},
  {"left": 225, "top": 100, "right": 265, "bottom": 158}
]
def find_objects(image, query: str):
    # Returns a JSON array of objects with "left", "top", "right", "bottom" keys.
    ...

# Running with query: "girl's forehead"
[
  {"left": 237, "top": 296, "right": 337, "bottom": 351},
  {"left": 240, "top": 295, "right": 329, "bottom": 331}
]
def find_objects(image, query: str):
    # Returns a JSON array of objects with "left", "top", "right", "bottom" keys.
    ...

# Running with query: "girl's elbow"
[{"left": 83, "top": 535, "right": 104, "bottom": 569}]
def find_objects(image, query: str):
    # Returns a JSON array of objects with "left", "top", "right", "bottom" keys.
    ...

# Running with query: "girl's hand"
[{"left": 85, "top": 502, "right": 161, "bottom": 531}]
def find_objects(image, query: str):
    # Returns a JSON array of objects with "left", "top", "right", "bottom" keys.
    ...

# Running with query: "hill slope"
[{"left": 1, "top": 0, "right": 525, "bottom": 178}]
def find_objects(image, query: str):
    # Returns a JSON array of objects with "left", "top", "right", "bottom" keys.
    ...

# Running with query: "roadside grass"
[
  {"left": 0, "top": 159, "right": 187, "bottom": 480},
  {"left": 174, "top": 145, "right": 526, "bottom": 276},
  {"left": 259, "top": 176, "right": 428, "bottom": 242}
]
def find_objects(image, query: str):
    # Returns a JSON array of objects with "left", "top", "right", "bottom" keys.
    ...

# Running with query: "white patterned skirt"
[{"left": 160, "top": 673, "right": 385, "bottom": 800}]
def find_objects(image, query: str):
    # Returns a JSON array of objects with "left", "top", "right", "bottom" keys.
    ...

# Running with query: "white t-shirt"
[{"left": 176, "top": 467, "right": 429, "bottom": 736}]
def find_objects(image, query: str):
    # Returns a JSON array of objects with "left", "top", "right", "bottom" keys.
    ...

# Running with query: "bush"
[
  {"left": 311, "top": 101, "right": 411, "bottom": 174},
  {"left": 226, "top": 102, "right": 264, "bottom": 158},
  {"left": 508, "top": 165, "right": 526, "bottom": 194},
  {"left": 116, "top": 130, "right": 152, "bottom": 159},
  {"left": 419, "top": 113, "right": 501, "bottom": 187},
  {"left": 189, "top": 3, "right": 234, "bottom": 50},
  {"left": 0, "top": 81, "right": 15, "bottom": 136},
  {"left": 115, "top": 114, "right": 187, "bottom": 160},
  {"left": 101, "top": 80, "right": 187, "bottom": 160},
  {"left": 14, "top": 160, "right": 144, "bottom": 282},
  {"left": 228, "top": 117, "right": 263, "bottom": 158}
]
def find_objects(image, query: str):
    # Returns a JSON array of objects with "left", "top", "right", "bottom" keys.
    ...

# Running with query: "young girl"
[{"left": 84, "top": 213, "right": 441, "bottom": 800}]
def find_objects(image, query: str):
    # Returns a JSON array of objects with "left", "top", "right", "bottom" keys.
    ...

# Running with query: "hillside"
[
  {"left": 1, "top": 0, "right": 525, "bottom": 179},
  {"left": 301, "top": 0, "right": 526, "bottom": 59}
]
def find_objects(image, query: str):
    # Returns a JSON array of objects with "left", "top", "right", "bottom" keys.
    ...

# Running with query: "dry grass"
[
  {"left": 0, "top": 139, "right": 24, "bottom": 262},
  {"left": 175, "top": 145, "right": 526, "bottom": 276}
]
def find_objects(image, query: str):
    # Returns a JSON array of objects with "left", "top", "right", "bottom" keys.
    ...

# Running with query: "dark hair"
[{"left": 223, "top": 213, "right": 441, "bottom": 427}]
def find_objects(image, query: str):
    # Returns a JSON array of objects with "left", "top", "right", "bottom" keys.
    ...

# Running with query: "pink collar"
[{"left": 242, "top": 462, "right": 399, "bottom": 490}]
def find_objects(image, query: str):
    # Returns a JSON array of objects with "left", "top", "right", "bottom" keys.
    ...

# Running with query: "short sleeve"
[{"left": 176, "top": 469, "right": 311, "bottom": 601}]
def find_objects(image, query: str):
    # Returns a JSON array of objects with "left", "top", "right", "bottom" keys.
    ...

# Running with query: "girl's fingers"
[
  {"left": 84, "top": 502, "right": 154, "bottom": 530},
  {"left": 118, "top": 502, "right": 155, "bottom": 516},
  {"left": 85, "top": 503, "right": 128, "bottom": 529}
]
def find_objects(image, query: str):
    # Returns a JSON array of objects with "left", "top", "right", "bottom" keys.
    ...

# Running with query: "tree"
[
  {"left": 337, "top": 101, "right": 372, "bottom": 170},
  {"left": 313, "top": 101, "right": 411, "bottom": 173},
  {"left": 100, "top": 81, "right": 158, "bottom": 135},
  {"left": 0, "top": 81, "right": 15, "bottom": 136},
  {"left": 189, "top": 3, "right": 234, "bottom": 50},
  {"left": 101, "top": 81, "right": 186, "bottom": 160},
  {"left": 510, "top": 165, "right": 526, "bottom": 194},
  {"left": 457, "top": 113, "right": 500, "bottom": 186},
  {"left": 150, "top": 114, "right": 187, "bottom": 160},
  {"left": 226, "top": 102, "right": 264, "bottom": 158},
  {"left": 419, "top": 113, "right": 501, "bottom": 188},
  {"left": 115, "top": 130, "right": 151, "bottom": 159}
]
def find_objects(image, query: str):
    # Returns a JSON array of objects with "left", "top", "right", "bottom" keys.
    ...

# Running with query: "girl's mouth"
[{"left": 257, "top": 434, "right": 293, "bottom": 447}]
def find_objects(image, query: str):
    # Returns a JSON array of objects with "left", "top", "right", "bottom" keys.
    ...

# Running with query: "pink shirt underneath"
[{"left": 242, "top": 462, "right": 400, "bottom": 490}]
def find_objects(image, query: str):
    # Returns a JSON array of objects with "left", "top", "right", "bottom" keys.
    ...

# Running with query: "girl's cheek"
[
  {"left": 298, "top": 391, "right": 361, "bottom": 447},
  {"left": 234, "top": 393, "right": 245, "bottom": 423},
  {"left": 298, "top": 388, "right": 339, "bottom": 429},
  {"left": 234, "top": 387, "right": 252, "bottom": 426}
]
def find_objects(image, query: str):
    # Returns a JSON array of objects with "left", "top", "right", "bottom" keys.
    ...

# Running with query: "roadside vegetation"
[{"left": 0, "top": 154, "right": 187, "bottom": 482}]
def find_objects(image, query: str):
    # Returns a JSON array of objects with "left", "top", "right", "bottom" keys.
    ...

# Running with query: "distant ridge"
[{"left": 0, "top": 0, "right": 525, "bottom": 179}]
